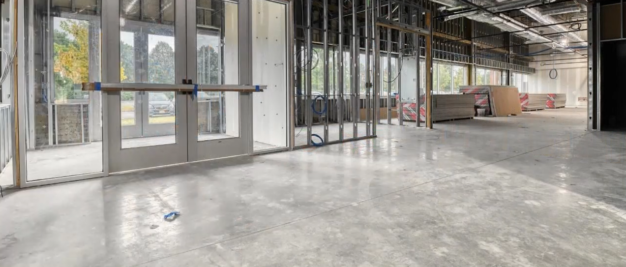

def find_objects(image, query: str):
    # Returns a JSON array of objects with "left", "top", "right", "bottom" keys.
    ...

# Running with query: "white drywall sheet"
[
  {"left": 400, "top": 56, "right": 418, "bottom": 101},
  {"left": 528, "top": 55, "right": 588, "bottom": 108},
  {"left": 252, "top": 0, "right": 287, "bottom": 148}
]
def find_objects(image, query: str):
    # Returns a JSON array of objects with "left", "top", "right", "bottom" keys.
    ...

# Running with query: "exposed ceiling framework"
[{"left": 434, "top": 0, "right": 587, "bottom": 54}]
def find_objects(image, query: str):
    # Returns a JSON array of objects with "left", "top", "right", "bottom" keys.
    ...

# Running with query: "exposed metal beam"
[{"left": 376, "top": 18, "right": 431, "bottom": 35}]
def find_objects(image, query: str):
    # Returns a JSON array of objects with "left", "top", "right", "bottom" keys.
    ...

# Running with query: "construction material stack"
[
  {"left": 400, "top": 94, "right": 474, "bottom": 123},
  {"left": 430, "top": 94, "right": 475, "bottom": 122},
  {"left": 459, "top": 85, "right": 522, "bottom": 117},
  {"left": 519, "top": 93, "right": 546, "bottom": 111},
  {"left": 546, "top": 93, "right": 566, "bottom": 109}
]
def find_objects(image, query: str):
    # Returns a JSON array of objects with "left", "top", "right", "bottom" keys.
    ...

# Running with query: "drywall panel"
[
  {"left": 490, "top": 86, "right": 522, "bottom": 117},
  {"left": 252, "top": 0, "right": 287, "bottom": 148},
  {"left": 224, "top": 3, "right": 239, "bottom": 137},
  {"left": 400, "top": 56, "right": 418, "bottom": 101},
  {"left": 528, "top": 55, "right": 588, "bottom": 108}
]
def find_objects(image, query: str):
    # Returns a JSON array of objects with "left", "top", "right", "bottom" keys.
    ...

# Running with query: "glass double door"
[{"left": 108, "top": 0, "right": 246, "bottom": 173}]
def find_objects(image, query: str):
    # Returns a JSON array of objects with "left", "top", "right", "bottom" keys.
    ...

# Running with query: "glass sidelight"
[
  {"left": 196, "top": 0, "right": 240, "bottom": 142},
  {"left": 21, "top": 0, "right": 104, "bottom": 182}
]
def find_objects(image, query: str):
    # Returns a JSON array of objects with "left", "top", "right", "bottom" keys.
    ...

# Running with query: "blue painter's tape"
[
  {"left": 95, "top": 82, "right": 101, "bottom": 91},
  {"left": 192, "top": 84, "right": 198, "bottom": 100},
  {"left": 164, "top": 211, "right": 180, "bottom": 221},
  {"left": 255, "top": 85, "right": 260, "bottom": 92}
]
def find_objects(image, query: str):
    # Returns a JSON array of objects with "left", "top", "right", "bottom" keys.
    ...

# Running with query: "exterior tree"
[
  {"left": 53, "top": 19, "right": 90, "bottom": 101},
  {"left": 54, "top": 20, "right": 89, "bottom": 84},
  {"left": 148, "top": 41, "right": 175, "bottom": 85}
]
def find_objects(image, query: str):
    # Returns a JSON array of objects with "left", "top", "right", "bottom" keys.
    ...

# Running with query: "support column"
[
  {"left": 588, "top": 2, "right": 597, "bottom": 131},
  {"left": 306, "top": 0, "right": 313, "bottom": 145},
  {"left": 467, "top": 20, "right": 475, "bottom": 86},
  {"left": 504, "top": 32, "right": 512, "bottom": 86},
  {"left": 352, "top": 0, "right": 358, "bottom": 138},
  {"left": 386, "top": 2, "right": 392, "bottom": 125},
  {"left": 338, "top": 0, "right": 344, "bottom": 141},
  {"left": 239, "top": 0, "right": 254, "bottom": 153},
  {"left": 373, "top": 0, "right": 380, "bottom": 135},
  {"left": 365, "top": 0, "right": 371, "bottom": 135},
  {"left": 425, "top": 12, "right": 433, "bottom": 129},
  {"left": 323, "top": 0, "right": 329, "bottom": 142}
]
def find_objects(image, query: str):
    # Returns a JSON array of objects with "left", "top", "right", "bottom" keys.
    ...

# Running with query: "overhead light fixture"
[{"left": 560, "top": 38, "right": 569, "bottom": 46}]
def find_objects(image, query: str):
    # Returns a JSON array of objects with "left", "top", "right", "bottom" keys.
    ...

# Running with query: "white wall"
[
  {"left": 400, "top": 56, "right": 418, "bottom": 101},
  {"left": 528, "top": 54, "right": 588, "bottom": 108},
  {"left": 252, "top": 0, "right": 287, "bottom": 148},
  {"left": 224, "top": 3, "right": 240, "bottom": 137}
]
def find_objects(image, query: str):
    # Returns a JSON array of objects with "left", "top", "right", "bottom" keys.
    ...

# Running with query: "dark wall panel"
[{"left": 600, "top": 40, "right": 626, "bottom": 130}]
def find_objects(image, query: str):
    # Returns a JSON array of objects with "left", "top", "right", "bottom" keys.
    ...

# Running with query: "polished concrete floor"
[
  {"left": 2, "top": 108, "right": 626, "bottom": 266},
  {"left": 0, "top": 134, "right": 280, "bottom": 185}
]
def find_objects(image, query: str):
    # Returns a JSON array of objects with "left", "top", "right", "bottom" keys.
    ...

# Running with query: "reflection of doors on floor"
[{"left": 25, "top": 143, "right": 103, "bottom": 181}]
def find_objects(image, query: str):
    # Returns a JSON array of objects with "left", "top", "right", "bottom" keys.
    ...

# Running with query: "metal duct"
[
  {"left": 520, "top": 7, "right": 585, "bottom": 43},
  {"left": 431, "top": 0, "right": 465, "bottom": 8},
  {"left": 540, "top": 6, "right": 582, "bottom": 16},
  {"left": 488, "top": 0, "right": 536, "bottom": 12},
  {"left": 434, "top": 0, "right": 583, "bottom": 52}
]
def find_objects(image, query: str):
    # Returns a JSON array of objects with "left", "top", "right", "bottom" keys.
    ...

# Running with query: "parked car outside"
[{"left": 149, "top": 92, "right": 175, "bottom": 117}]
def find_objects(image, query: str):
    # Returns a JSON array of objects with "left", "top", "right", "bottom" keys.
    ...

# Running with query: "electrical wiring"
[
  {"left": 311, "top": 134, "right": 324, "bottom": 147},
  {"left": 311, "top": 95, "right": 328, "bottom": 115}
]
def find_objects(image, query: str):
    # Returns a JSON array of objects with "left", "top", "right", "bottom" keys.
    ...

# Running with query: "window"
[
  {"left": 511, "top": 72, "right": 528, "bottom": 92},
  {"left": 438, "top": 63, "right": 452, "bottom": 94},
  {"left": 476, "top": 67, "right": 503, "bottom": 86},
  {"left": 311, "top": 47, "right": 324, "bottom": 94},
  {"left": 197, "top": 30, "right": 221, "bottom": 85},
  {"left": 53, "top": 17, "right": 92, "bottom": 103},
  {"left": 476, "top": 68, "right": 486, "bottom": 85},
  {"left": 452, "top": 65, "right": 467, "bottom": 93},
  {"left": 420, "top": 59, "right": 426, "bottom": 93},
  {"left": 433, "top": 62, "right": 439, "bottom": 94},
  {"left": 431, "top": 62, "right": 467, "bottom": 94},
  {"left": 197, "top": 1, "right": 240, "bottom": 141}
]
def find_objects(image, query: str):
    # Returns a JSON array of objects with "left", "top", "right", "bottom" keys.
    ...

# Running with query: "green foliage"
[
  {"left": 121, "top": 91, "right": 135, "bottom": 101},
  {"left": 438, "top": 64, "right": 452, "bottom": 93},
  {"left": 453, "top": 66, "right": 466, "bottom": 92},
  {"left": 148, "top": 42, "right": 175, "bottom": 84},
  {"left": 53, "top": 19, "right": 91, "bottom": 102},
  {"left": 120, "top": 41, "right": 135, "bottom": 83}
]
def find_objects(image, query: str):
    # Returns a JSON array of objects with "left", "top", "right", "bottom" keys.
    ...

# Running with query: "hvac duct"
[
  {"left": 520, "top": 7, "right": 585, "bottom": 43},
  {"left": 540, "top": 6, "right": 582, "bottom": 16},
  {"left": 435, "top": 0, "right": 583, "bottom": 50}
]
